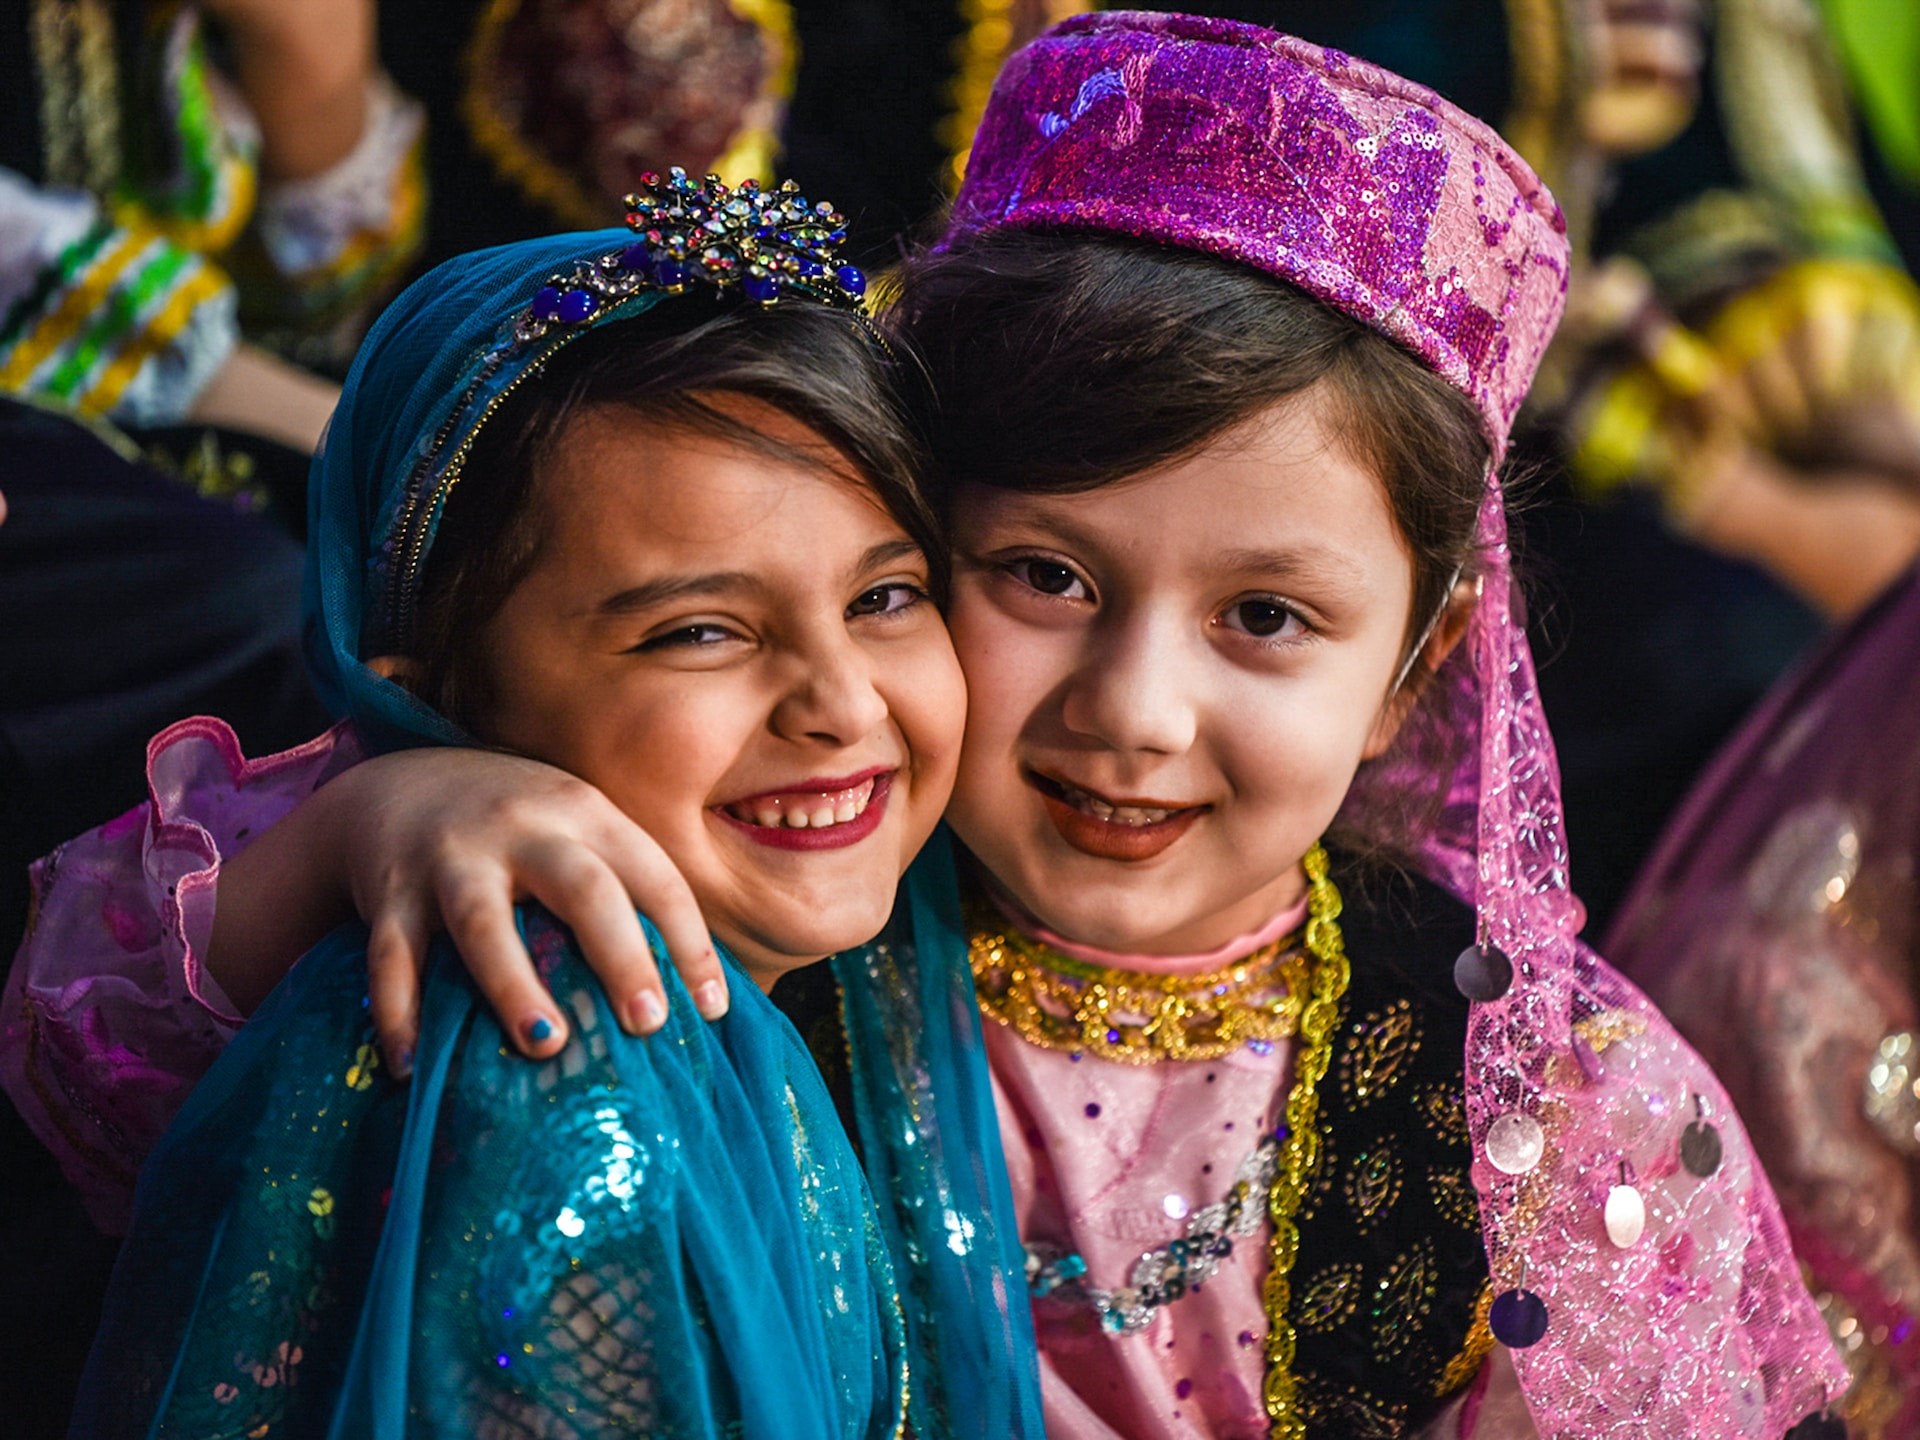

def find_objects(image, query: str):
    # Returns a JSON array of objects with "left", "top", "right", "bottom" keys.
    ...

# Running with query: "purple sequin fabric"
[{"left": 948, "top": 12, "right": 1846, "bottom": 1434}]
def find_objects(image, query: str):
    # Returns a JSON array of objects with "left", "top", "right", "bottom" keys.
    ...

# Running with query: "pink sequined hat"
[{"left": 945, "top": 9, "right": 1569, "bottom": 456}]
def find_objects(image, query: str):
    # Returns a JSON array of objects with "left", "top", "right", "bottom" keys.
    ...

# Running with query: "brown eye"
[
  {"left": 1221, "top": 598, "right": 1307, "bottom": 641},
  {"left": 847, "top": 583, "right": 926, "bottom": 618},
  {"left": 1011, "top": 559, "right": 1085, "bottom": 598}
]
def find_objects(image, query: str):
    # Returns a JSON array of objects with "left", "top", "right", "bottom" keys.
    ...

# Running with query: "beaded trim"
[
  {"left": 1025, "top": 1133, "right": 1280, "bottom": 1334},
  {"left": 1261, "top": 842, "right": 1353, "bottom": 1439},
  {"left": 969, "top": 914, "right": 1306, "bottom": 1064}
]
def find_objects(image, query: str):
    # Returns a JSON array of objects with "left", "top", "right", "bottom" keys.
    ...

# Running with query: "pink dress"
[
  {"left": 4, "top": 718, "right": 1534, "bottom": 1435},
  {"left": 979, "top": 910, "right": 1531, "bottom": 1439}
]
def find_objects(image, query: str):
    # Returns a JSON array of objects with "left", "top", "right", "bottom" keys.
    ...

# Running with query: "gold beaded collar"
[{"left": 968, "top": 893, "right": 1308, "bottom": 1066}]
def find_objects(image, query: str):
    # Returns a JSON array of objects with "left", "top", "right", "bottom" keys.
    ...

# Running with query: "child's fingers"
[
  {"left": 596, "top": 828, "right": 726, "bottom": 1021},
  {"left": 366, "top": 896, "right": 430, "bottom": 1079},
  {"left": 435, "top": 864, "right": 568, "bottom": 1057},
  {"left": 522, "top": 844, "right": 671, "bottom": 1034}
]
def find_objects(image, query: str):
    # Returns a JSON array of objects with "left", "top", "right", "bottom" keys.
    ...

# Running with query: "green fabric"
[{"left": 1821, "top": 0, "right": 1920, "bottom": 183}]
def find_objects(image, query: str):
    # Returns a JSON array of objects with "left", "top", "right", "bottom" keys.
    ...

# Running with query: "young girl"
[
  {"left": 57, "top": 180, "right": 1043, "bottom": 1438},
  {"left": 8, "top": 14, "right": 1846, "bottom": 1438}
]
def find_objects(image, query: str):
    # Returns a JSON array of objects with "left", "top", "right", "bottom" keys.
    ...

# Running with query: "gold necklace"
[
  {"left": 1260, "top": 841, "right": 1352, "bottom": 1439},
  {"left": 966, "top": 844, "right": 1350, "bottom": 1436},
  {"left": 968, "top": 906, "right": 1307, "bottom": 1066}
]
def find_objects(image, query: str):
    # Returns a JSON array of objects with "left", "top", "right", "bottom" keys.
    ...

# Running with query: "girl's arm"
[{"left": 1, "top": 719, "right": 721, "bottom": 1231}]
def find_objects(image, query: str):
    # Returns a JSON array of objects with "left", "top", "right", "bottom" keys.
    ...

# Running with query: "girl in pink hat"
[{"left": 7, "top": 12, "right": 1848, "bottom": 1437}]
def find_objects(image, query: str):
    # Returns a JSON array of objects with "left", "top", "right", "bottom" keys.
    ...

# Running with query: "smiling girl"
[
  {"left": 56, "top": 182, "right": 1042, "bottom": 1438},
  {"left": 10, "top": 15, "right": 1847, "bottom": 1440}
]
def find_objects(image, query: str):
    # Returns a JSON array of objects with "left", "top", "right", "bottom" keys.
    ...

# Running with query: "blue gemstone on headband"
[
  {"left": 796, "top": 258, "right": 825, "bottom": 278},
  {"left": 743, "top": 273, "right": 780, "bottom": 303},
  {"left": 654, "top": 259, "right": 689, "bottom": 288},
  {"left": 556, "top": 289, "right": 598, "bottom": 323},
  {"left": 531, "top": 286, "right": 562, "bottom": 320},
  {"left": 835, "top": 265, "right": 867, "bottom": 296},
  {"left": 620, "top": 242, "right": 654, "bottom": 273}
]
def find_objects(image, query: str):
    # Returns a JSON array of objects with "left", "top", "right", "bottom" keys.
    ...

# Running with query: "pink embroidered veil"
[{"left": 941, "top": 12, "right": 1847, "bottom": 1433}]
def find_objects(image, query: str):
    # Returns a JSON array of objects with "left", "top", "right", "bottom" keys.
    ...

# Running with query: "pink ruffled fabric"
[{"left": 0, "top": 716, "right": 357, "bottom": 1233}]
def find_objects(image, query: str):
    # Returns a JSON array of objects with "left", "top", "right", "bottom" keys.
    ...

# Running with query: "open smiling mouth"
[
  {"left": 715, "top": 772, "right": 892, "bottom": 851},
  {"left": 1025, "top": 770, "right": 1208, "bottom": 861}
]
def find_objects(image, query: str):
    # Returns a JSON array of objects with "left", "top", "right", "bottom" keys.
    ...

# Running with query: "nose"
[
  {"left": 1058, "top": 607, "right": 1198, "bottom": 756},
  {"left": 771, "top": 626, "right": 891, "bottom": 746}
]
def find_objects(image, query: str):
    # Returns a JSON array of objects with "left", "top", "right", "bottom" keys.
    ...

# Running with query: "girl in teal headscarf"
[{"left": 72, "top": 174, "right": 1041, "bottom": 1440}]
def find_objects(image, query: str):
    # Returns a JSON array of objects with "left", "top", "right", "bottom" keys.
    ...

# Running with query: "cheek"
[
  {"left": 947, "top": 588, "right": 1065, "bottom": 743},
  {"left": 890, "top": 632, "right": 969, "bottom": 781},
  {"left": 553, "top": 684, "right": 748, "bottom": 833},
  {"left": 1213, "top": 667, "right": 1389, "bottom": 803}
]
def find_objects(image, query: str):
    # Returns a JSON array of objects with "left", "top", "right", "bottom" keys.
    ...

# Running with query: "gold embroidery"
[
  {"left": 1429, "top": 1168, "right": 1482, "bottom": 1233},
  {"left": 1340, "top": 1000, "right": 1420, "bottom": 1106},
  {"left": 1297, "top": 1128, "right": 1333, "bottom": 1225},
  {"left": 1294, "top": 1262, "right": 1365, "bottom": 1334},
  {"left": 1296, "top": 1376, "right": 1409, "bottom": 1439},
  {"left": 1412, "top": 1081, "right": 1469, "bottom": 1143},
  {"left": 1370, "top": 1238, "right": 1440, "bottom": 1363},
  {"left": 1344, "top": 1144, "right": 1403, "bottom": 1232},
  {"left": 1259, "top": 843, "right": 1353, "bottom": 1440}
]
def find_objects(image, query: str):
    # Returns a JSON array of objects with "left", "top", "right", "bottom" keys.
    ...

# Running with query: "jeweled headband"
[
  {"left": 943, "top": 10, "right": 1570, "bottom": 456},
  {"left": 378, "top": 168, "right": 870, "bottom": 652}
]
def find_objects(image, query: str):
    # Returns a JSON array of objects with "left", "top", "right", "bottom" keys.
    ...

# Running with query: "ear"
[
  {"left": 1360, "top": 577, "right": 1481, "bottom": 760},
  {"left": 364, "top": 653, "right": 425, "bottom": 692}
]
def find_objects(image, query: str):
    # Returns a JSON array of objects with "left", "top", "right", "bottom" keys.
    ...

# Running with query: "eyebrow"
[
  {"left": 1210, "top": 545, "right": 1369, "bottom": 591},
  {"left": 590, "top": 537, "right": 927, "bottom": 618},
  {"left": 974, "top": 506, "right": 1368, "bottom": 593}
]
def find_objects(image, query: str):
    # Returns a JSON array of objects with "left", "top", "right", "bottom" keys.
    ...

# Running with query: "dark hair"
[
  {"left": 893, "top": 233, "right": 1491, "bottom": 648},
  {"left": 412, "top": 296, "right": 937, "bottom": 735},
  {"left": 893, "top": 233, "right": 1497, "bottom": 866}
]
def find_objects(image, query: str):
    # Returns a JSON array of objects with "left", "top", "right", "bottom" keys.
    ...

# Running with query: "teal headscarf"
[{"left": 74, "top": 225, "right": 1042, "bottom": 1439}]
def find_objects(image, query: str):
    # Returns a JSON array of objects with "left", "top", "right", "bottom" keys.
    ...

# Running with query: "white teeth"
[
  {"left": 727, "top": 778, "right": 877, "bottom": 829},
  {"left": 1057, "top": 781, "right": 1175, "bottom": 827}
]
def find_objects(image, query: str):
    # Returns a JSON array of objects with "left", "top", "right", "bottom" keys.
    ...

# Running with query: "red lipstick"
[
  {"left": 713, "top": 771, "right": 893, "bottom": 852},
  {"left": 1027, "top": 771, "right": 1205, "bottom": 862}
]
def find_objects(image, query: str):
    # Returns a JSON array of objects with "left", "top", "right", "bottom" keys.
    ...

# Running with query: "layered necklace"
[
  {"left": 967, "top": 842, "right": 1353, "bottom": 1440},
  {"left": 970, "top": 911, "right": 1307, "bottom": 1066}
]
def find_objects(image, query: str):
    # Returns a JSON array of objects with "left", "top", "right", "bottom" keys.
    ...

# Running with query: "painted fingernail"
[
  {"left": 633, "top": 991, "right": 667, "bottom": 1032},
  {"left": 694, "top": 980, "right": 728, "bottom": 1019},
  {"left": 392, "top": 1046, "right": 414, "bottom": 1080},
  {"left": 526, "top": 1016, "right": 555, "bottom": 1044}
]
